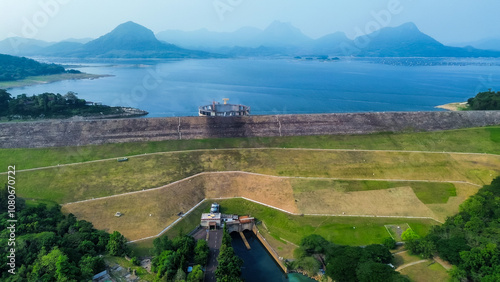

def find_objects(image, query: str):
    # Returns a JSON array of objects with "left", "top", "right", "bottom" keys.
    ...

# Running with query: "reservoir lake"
[{"left": 8, "top": 57, "right": 500, "bottom": 117}]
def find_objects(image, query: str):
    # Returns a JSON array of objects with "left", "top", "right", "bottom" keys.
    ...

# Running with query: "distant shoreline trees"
[
  {"left": 0, "top": 89, "right": 128, "bottom": 119},
  {"left": 467, "top": 89, "right": 500, "bottom": 110},
  {"left": 0, "top": 54, "right": 79, "bottom": 82}
]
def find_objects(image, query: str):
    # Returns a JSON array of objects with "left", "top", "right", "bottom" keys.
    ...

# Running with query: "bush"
[{"left": 383, "top": 237, "right": 397, "bottom": 250}]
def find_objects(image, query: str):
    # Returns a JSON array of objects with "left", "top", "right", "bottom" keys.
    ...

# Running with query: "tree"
[
  {"left": 0, "top": 89, "right": 11, "bottom": 115},
  {"left": 363, "top": 244, "right": 393, "bottom": 264},
  {"left": 467, "top": 90, "right": 500, "bottom": 110},
  {"left": 356, "top": 261, "right": 400, "bottom": 282},
  {"left": 194, "top": 239, "right": 210, "bottom": 265},
  {"left": 174, "top": 267, "right": 186, "bottom": 281},
  {"left": 30, "top": 247, "right": 77, "bottom": 281},
  {"left": 215, "top": 244, "right": 243, "bottom": 280},
  {"left": 153, "top": 250, "right": 180, "bottom": 280},
  {"left": 153, "top": 236, "right": 173, "bottom": 256},
  {"left": 106, "top": 231, "right": 129, "bottom": 256},
  {"left": 326, "top": 246, "right": 364, "bottom": 282},
  {"left": 187, "top": 265, "right": 204, "bottom": 281},
  {"left": 448, "top": 265, "right": 467, "bottom": 282},
  {"left": 296, "top": 256, "right": 321, "bottom": 277},
  {"left": 130, "top": 256, "right": 140, "bottom": 266},
  {"left": 80, "top": 255, "right": 106, "bottom": 280},
  {"left": 55, "top": 253, "right": 79, "bottom": 281},
  {"left": 383, "top": 237, "right": 397, "bottom": 250},
  {"left": 437, "top": 237, "right": 470, "bottom": 265},
  {"left": 401, "top": 229, "right": 419, "bottom": 241},
  {"left": 300, "top": 234, "right": 330, "bottom": 255}
]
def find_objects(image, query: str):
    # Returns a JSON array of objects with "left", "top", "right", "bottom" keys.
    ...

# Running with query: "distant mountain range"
[
  {"left": 0, "top": 22, "right": 220, "bottom": 59},
  {"left": 157, "top": 21, "right": 500, "bottom": 57},
  {"left": 451, "top": 37, "right": 500, "bottom": 51},
  {"left": 1, "top": 21, "right": 499, "bottom": 58}
]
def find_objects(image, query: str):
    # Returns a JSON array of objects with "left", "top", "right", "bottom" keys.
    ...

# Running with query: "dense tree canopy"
[
  {"left": 0, "top": 89, "right": 126, "bottom": 119},
  {"left": 215, "top": 226, "right": 243, "bottom": 282},
  {"left": 408, "top": 176, "right": 500, "bottom": 281},
  {"left": 152, "top": 235, "right": 201, "bottom": 281},
  {"left": 0, "top": 194, "right": 110, "bottom": 281},
  {"left": 292, "top": 234, "right": 408, "bottom": 282},
  {"left": 468, "top": 90, "right": 500, "bottom": 110}
]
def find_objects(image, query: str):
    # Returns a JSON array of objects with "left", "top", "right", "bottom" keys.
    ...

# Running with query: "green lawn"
[{"left": 2, "top": 126, "right": 500, "bottom": 172}]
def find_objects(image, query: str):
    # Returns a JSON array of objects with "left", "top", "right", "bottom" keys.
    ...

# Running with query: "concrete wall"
[
  {"left": 252, "top": 225, "right": 288, "bottom": 273},
  {"left": 1, "top": 111, "right": 500, "bottom": 148}
]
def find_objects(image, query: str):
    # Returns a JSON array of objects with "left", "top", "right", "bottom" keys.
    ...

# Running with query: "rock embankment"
[{"left": 1, "top": 111, "right": 500, "bottom": 148}]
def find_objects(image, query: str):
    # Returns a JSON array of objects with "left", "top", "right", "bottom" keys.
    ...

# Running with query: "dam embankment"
[{"left": 1, "top": 111, "right": 500, "bottom": 148}]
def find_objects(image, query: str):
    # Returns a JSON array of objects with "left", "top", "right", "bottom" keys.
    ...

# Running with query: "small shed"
[{"left": 201, "top": 213, "right": 221, "bottom": 229}]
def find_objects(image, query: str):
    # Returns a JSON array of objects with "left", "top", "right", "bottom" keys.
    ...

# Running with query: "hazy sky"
[{"left": 1, "top": 0, "right": 499, "bottom": 44}]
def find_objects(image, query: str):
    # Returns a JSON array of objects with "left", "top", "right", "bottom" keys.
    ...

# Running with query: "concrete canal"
[{"left": 230, "top": 231, "right": 315, "bottom": 282}]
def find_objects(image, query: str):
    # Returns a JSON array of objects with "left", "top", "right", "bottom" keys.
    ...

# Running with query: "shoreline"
[
  {"left": 0, "top": 107, "right": 148, "bottom": 123},
  {"left": 435, "top": 102, "right": 468, "bottom": 111},
  {"left": 0, "top": 73, "right": 112, "bottom": 89}
]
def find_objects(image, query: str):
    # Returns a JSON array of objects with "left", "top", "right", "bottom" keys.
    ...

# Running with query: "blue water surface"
[{"left": 8, "top": 57, "right": 500, "bottom": 117}]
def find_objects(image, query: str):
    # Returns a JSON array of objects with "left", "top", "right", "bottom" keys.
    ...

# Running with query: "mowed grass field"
[
  {"left": 15, "top": 149, "right": 500, "bottom": 203},
  {"left": 1, "top": 126, "right": 500, "bottom": 171}
]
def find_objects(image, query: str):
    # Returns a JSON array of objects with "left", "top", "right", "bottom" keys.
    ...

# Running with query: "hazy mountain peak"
[
  {"left": 398, "top": 22, "right": 418, "bottom": 30},
  {"left": 265, "top": 20, "right": 303, "bottom": 34},
  {"left": 83, "top": 21, "right": 163, "bottom": 52},
  {"left": 257, "top": 20, "right": 311, "bottom": 47},
  {"left": 107, "top": 21, "right": 158, "bottom": 42}
]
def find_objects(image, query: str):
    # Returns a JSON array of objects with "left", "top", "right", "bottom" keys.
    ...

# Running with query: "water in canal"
[{"left": 230, "top": 231, "right": 315, "bottom": 282}]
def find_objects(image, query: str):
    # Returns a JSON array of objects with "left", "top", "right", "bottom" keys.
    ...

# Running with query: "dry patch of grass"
[
  {"left": 393, "top": 251, "right": 423, "bottom": 268},
  {"left": 62, "top": 172, "right": 298, "bottom": 241},
  {"left": 295, "top": 187, "right": 435, "bottom": 218},
  {"left": 62, "top": 175, "right": 206, "bottom": 241},
  {"left": 399, "top": 261, "right": 450, "bottom": 282},
  {"left": 427, "top": 183, "right": 480, "bottom": 222},
  {"left": 17, "top": 149, "right": 500, "bottom": 204},
  {"left": 203, "top": 173, "right": 298, "bottom": 213}
]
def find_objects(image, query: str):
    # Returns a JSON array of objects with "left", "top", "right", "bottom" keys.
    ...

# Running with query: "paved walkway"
[
  {"left": 433, "top": 255, "right": 453, "bottom": 270},
  {"left": 396, "top": 259, "right": 429, "bottom": 271},
  {"left": 205, "top": 230, "right": 223, "bottom": 282}
]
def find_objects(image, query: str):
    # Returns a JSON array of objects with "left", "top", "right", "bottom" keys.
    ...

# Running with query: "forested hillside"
[{"left": 0, "top": 54, "right": 72, "bottom": 81}]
